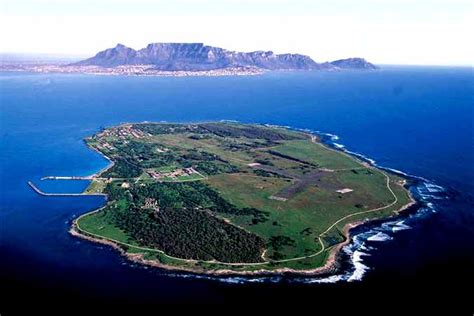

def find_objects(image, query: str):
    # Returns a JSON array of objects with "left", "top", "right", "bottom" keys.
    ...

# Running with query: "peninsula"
[
  {"left": 64, "top": 122, "right": 413, "bottom": 275},
  {"left": 1, "top": 43, "right": 377, "bottom": 76}
]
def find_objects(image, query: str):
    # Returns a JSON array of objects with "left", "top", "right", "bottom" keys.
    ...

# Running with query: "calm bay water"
[{"left": 1, "top": 67, "right": 473, "bottom": 305}]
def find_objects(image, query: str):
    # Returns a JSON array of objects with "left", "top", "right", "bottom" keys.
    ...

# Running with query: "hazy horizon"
[
  {"left": 1, "top": 0, "right": 473, "bottom": 66},
  {"left": 1, "top": 50, "right": 473, "bottom": 68}
]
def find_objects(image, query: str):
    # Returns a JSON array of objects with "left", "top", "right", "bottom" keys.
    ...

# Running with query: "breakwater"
[{"left": 27, "top": 181, "right": 106, "bottom": 197}]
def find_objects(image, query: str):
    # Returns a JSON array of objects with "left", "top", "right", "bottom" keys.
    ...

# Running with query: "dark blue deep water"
[{"left": 1, "top": 67, "right": 473, "bottom": 306}]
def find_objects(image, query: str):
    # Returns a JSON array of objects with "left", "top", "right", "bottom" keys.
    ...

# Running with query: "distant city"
[{"left": 0, "top": 42, "right": 377, "bottom": 77}]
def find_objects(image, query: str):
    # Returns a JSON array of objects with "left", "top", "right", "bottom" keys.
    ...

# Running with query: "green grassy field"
[
  {"left": 78, "top": 209, "right": 133, "bottom": 245},
  {"left": 271, "top": 140, "right": 362, "bottom": 170},
  {"left": 75, "top": 122, "right": 413, "bottom": 273}
]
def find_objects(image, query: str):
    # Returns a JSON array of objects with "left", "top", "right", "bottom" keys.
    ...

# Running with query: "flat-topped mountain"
[{"left": 74, "top": 43, "right": 377, "bottom": 71}]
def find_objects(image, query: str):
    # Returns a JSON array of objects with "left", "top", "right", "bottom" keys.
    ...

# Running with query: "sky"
[{"left": 0, "top": 0, "right": 473, "bottom": 65}]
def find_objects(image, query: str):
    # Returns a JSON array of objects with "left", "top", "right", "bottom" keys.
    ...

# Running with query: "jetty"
[
  {"left": 27, "top": 181, "right": 106, "bottom": 197},
  {"left": 40, "top": 176, "right": 93, "bottom": 180}
]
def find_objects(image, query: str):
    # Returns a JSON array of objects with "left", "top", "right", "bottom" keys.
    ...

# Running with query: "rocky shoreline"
[{"left": 70, "top": 184, "right": 417, "bottom": 277}]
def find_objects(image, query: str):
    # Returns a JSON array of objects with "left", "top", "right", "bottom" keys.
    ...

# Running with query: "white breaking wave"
[
  {"left": 294, "top": 237, "right": 374, "bottom": 284},
  {"left": 392, "top": 221, "right": 411, "bottom": 232},
  {"left": 358, "top": 243, "right": 374, "bottom": 251},
  {"left": 296, "top": 274, "right": 346, "bottom": 284},
  {"left": 326, "top": 134, "right": 339, "bottom": 141},
  {"left": 309, "top": 130, "right": 340, "bottom": 141},
  {"left": 384, "top": 167, "right": 411, "bottom": 177},
  {"left": 416, "top": 182, "right": 447, "bottom": 202},
  {"left": 340, "top": 148, "right": 377, "bottom": 165},
  {"left": 379, "top": 220, "right": 411, "bottom": 233},
  {"left": 149, "top": 269, "right": 283, "bottom": 284},
  {"left": 424, "top": 182, "right": 445, "bottom": 193},
  {"left": 367, "top": 232, "right": 393, "bottom": 242},
  {"left": 347, "top": 250, "right": 370, "bottom": 282}
]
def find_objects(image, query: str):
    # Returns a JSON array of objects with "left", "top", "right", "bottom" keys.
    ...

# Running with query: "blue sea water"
[{"left": 1, "top": 67, "right": 473, "bottom": 303}]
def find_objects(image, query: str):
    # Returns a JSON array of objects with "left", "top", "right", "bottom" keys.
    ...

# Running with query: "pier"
[
  {"left": 40, "top": 176, "right": 93, "bottom": 180},
  {"left": 27, "top": 181, "right": 106, "bottom": 197}
]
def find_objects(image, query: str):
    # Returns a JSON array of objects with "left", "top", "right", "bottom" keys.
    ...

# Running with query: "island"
[
  {"left": 1, "top": 43, "right": 377, "bottom": 77},
  {"left": 68, "top": 122, "right": 413, "bottom": 275}
]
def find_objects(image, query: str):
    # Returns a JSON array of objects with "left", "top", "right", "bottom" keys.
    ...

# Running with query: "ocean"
[{"left": 1, "top": 66, "right": 473, "bottom": 306}]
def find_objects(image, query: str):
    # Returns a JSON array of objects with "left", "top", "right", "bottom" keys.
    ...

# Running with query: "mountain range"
[{"left": 74, "top": 43, "right": 377, "bottom": 71}]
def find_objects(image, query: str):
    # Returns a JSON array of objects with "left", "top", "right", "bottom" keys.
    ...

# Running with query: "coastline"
[
  {"left": 69, "top": 124, "right": 419, "bottom": 277},
  {"left": 0, "top": 65, "right": 265, "bottom": 77},
  {"left": 85, "top": 139, "right": 116, "bottom": 178},
  {"left": 70, "top": 187, "right": 417, "bottom": 276}
]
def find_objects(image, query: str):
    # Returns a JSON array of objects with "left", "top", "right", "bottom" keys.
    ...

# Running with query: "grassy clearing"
[
  {"left": 155, "top": 165, "right": 180, "bottom": 172},
  {"left": 77, "top": 209, "right": 135, "bottom": 246}
]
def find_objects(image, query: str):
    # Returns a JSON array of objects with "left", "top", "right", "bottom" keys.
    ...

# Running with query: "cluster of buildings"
[
  {"left": 98, "top": 141, "right": 115, "bottom": 151},
  {"left": 1, "top": 64, "right": 264, "bottom": 77},
  {"left": 93, "top": 125, "right": 154, "bottom": 152},
  {"left": 147, "top": 167, "right": 199, "bottom": 180},
  {"left": 142, "top": 198, "right": 160, "bottom": 211},
  {"left": 97, "top": 125, "right": 149, "bottom": 140}
]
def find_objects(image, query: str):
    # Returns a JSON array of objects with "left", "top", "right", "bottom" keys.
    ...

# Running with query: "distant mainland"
[{"left": 1, "top": 42, "right": 377, "bottom": 77}]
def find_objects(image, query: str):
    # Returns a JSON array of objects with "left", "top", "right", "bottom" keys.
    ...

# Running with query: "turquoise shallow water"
[{"left": 0, "top": 67, "right": 473, "bottom": 304}]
